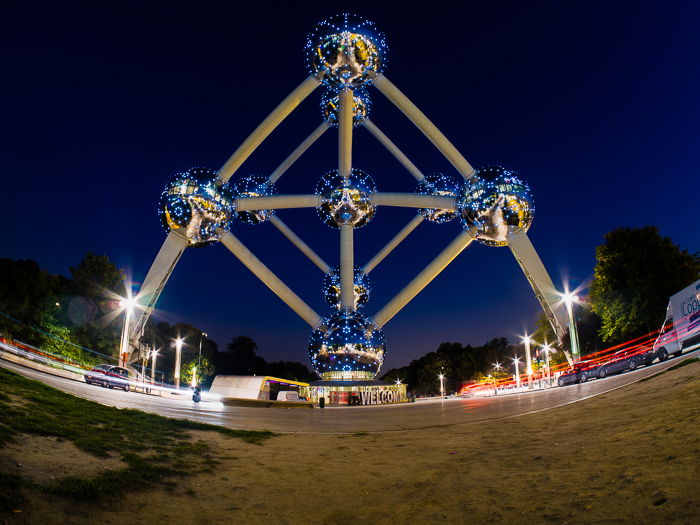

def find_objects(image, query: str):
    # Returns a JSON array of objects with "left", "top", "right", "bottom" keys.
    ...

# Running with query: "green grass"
[{"left": 0, "top": 367, "right": 273, "bottom": 505}]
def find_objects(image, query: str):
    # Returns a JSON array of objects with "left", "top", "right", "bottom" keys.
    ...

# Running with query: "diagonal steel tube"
[
  {"left": 363, "top": 214, "right": 424, "bottom": 274},
  {"left": 269, "top": 215, "right": 330, "bottom": 273},
  {"left": 373, "top": 75, "right": 476, "bottom": 181},
  {"left": 219, "top": 230, "right": 322, "bottom": 328},
  {"left": 269, "top": 121, "right": 330, "bottom": 183},
  {"left": 217, "top": 75, "right": 321, "bottom": 182},
  {"left": 372, "top": 229, "right": 475, "bottom": 327},
  {"left": 363, "top": 119, "right": 424, "bottom": 181}
]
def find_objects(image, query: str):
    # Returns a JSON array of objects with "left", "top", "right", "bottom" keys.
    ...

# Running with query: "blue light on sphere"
[
  {"left": 158, "top": 167, "right": 235, "bottom": 247},
  {"left": 322, "top": 266, "right": 371, "bottom": 310},
  {"left": 316, "top": 168, "right": 376, "bottom": 228},
  {"left": 233, "top": 174, "right": 276, "bottom": 225},
  {"left": 417, "top": 172, "right": 461, "bottom": 224},
  {"left": 308, "top": 311, "right": 386, "bottom": 380},
  {"left": 306, "top": 13, "right": 387, "bottom": 89},
  {"left": 458, "top": 165, "right": 534, "bottom": 247},
  {"left": 321, "top": 88, "right": 371, "bottom": 127}
]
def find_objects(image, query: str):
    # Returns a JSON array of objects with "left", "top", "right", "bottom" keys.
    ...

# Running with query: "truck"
[{"left": 652, "top": 278, "right": 700, "bottom": 361}]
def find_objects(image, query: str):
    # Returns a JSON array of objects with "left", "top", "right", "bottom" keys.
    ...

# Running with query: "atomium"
[
  {"left": 459, "top": 165, "right": 534, "bottom": 247},
  {"left": 316, "top": 168, "right": 376, "bottom": 228},
  {"left": 321, "top": 88, "right": 371, "bottom": 126},
  {"left": 233, "top": 174, "right": 276, "bottom": 225},
  {"left": 308, "top": 310, "right": 386, "bottom": 380},
  {"left": 132, "top": 14, "right": 562, "bottom": 388},
  {"left": 322, "top": 266, "right": 371, "bottom": 310},
  {"left": 306, "top": 13, "right": 387, "bottom": 89},
  {"left": 158, "top": 167, "right": 235, "bottom": 247},
  {"left": 417, "top": 172, "right": 461, "bottom": 224}
]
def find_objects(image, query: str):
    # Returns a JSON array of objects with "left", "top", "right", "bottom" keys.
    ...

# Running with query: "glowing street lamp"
[
  {"left": 118, "top": 293, "right": 137, "bottom": 367},
  {"left": 197, "top": 332, "right": 208, "bottom": 386},
  {"left": 493, "top": 361, "right": 502, "bottom": 371},
  {"left": 150, "top": 348, "right": 159, "bottom": 385},
  {"left": 521, "top": 334, "right": 534, "bottom": 387},
  {"left": 174, "top": 337, "right": 184, "bottom": 389},
  {"left": 542, "top": 343, "right": 555, "bottom": 386},
  {"left": 562, "top": 290, "right": 581, "bottom": 362},
  {"left": 512, "top": 355, "right": 521, "bottom": 387},
  {"left": 438, "top": 373, "right": 445, "bottom": 397}
]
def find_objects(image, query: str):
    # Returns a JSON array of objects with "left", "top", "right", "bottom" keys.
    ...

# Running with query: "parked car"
[
  {"left": 557, "top": 361, "right": 601, "bottom": 387},
  {"left": 597, "top": 347, "right": 656, "bottom": 378},
  {"left": 84, "top": 364, "right": 131, "bottom": 391}
]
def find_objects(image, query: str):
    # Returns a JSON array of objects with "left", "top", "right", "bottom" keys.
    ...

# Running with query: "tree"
[{"left": 589, "top": 226, "right": 700, "bottom": 343}]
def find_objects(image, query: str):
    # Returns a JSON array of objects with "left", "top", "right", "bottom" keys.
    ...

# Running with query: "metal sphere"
[
  {"left": 417, "top": 172, "right": 461, "bottom": 224},
  {"left": 233, "top": 174, "right": 276, "bottom": 225},
  {"left": 322, "top": 266, "right": 371, "bottom": 310},
  {"left": 158, "top": 167, "right": 235, "bottom": 247},
  {"left": 458, "top": 165, "right": 535, "bottom": 247},
  {"left": 306, "top": 13, "right": 387, "bottom": 89},
  {"left": 321, "top": 88, "right": 371, "bottom": 127},
  {"left": 308, "top": 311, "right": 386, "bottom": 380},
  {"left": 315, "top": 168, "right": 376, "bottom": 228}
]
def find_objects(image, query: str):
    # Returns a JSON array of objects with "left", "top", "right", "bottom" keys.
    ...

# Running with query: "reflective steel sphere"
[
  {"left": 458, "top": 166, "right": 534, "bottom": 247},
  {"left": 316, "top": 168, "right": 376, "bottom": 228},
  {"left": 321, "top": 88, "right": 370, "bottom": 126},
  {"left": 322, "top": 266, "right": 371, "bottom": 310},
  {"left": 306, "top": 13, "right": 387, "bottom": 89},
  {"left": 417, "top": 172, "right": 461, "bottom": 224},
  {"left": 158, "top": 167, "right": 235, "bottom": 247},
  {"left": 308, "top": 311, "right": 386, "bottom": 380},
  {"left": 233, "top": 174, "right": 276, "bottom": 225}
]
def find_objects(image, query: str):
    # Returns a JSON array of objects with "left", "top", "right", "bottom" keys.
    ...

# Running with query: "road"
[{"left": 1, "top": 354, "right": 694, "bottom": 434}]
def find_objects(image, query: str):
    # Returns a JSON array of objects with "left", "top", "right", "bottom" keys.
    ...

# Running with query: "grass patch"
[
  {"left": 667, "top": 357, "right": 699, "bottom": 371},
  {"left": 0, "top": 367, "right": 273, "bottom": 506}
]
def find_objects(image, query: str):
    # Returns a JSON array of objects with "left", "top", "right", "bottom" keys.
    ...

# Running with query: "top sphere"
[
  {"left": 306, "top": 13, "right": 387, "bottom": 89},
  {"left": 458, "top": 166, "right": 534, "bottom": 247},
  {"left": 233, "top": 174, "right": 276, "bottom": 225},
  {"left": 417, "top": 172, "right": 461, "bottom": 224},
  {"left": 158, "top": 167, "right": 235, "bottom": 247}
]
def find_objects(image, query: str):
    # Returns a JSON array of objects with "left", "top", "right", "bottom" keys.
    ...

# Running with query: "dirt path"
[{"left": 6, "top": 361, "right": 699, "bottom": 524}]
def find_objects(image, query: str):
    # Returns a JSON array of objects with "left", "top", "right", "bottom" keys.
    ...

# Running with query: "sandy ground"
[{"left": 4, "top": 361, "right": 699, "bottom": 524}]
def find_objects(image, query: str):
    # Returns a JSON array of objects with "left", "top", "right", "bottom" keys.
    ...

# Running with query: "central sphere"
[
  {"left": 233, "top": 174, "right": 276, "bottom": 225},
  {"left": 322, "top": 266, "right": 371, "bottom": 310},
  {"left": 316, "top": 168, "right": 376, "bottom": 228},
  {"left": 308, "top": 311, "right": 386, "bottom": 380},
  {"left": 158, "top": 167, "right": 235, "bottom": 247},
  {"left": 306, "top": 13, "right": 387, "bottom": 89},
  {"left": 321, "top": 88, "right": 371, "bottom": 126},
  {"left": 458, "top": 165, "right": 535, "bottom": 247},
  {"left": 417, "top": 172, "right": 461, "bottom": 224}
]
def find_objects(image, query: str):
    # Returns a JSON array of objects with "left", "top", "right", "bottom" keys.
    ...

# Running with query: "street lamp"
[
  {"left": 562, "top": 290, "right": 581, "bottom": 362},
  {"left": 197, "top": 332, "right": 208, "bottom": 386},
  {"left": 521, "top": 334, "right": 534, "bottom": 387},
  {"left": 542, "top": 343, "right": 555, "bottom": 387},
  {"left": 438, "top": 373, "right": 445, "bottom": 397},
  {"left": 150, "top": 348, "right": 159, "bottom": 385},
  {"left": 512, "top": 355, "right": 521, "bottom": 387},
  {"left": 174, "top": 337, "right": 184, "bottom": 389},
  {"left": 493, "top": 361, "right": 502, "bottom": 371},
  {"left": 118, "top": 293, "right": 137, "bottom": 368}
]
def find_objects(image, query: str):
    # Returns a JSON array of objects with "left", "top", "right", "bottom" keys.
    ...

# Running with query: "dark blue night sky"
[{"left": 2, "top": 1, "right": 698, "bottom": 370}]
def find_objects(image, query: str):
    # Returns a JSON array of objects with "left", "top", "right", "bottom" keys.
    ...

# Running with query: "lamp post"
[
  {"left": 150, "top": 348, "right": 159, "bottom": 385},
  {"left": 174, "top": 337, "right": 184, "bottom": 389},
  {"left": 118, "top": 294, "right": 136, "bottom": 368},
  {"left": 513, "top": 355, "right": 521, "bottom": 388},
  {"left": 562, "top": 291, "right": 581, "bottom": 362},
  {"left": 197, "top": 332, "right": 207, "bottom": 386},
  {"left": 438, "top": 373, "right": 445, "bottom": 397},
  {"left": 542, "top": 343, "right": 554, "bottom": 387},
  {"left": 521, "top": 334, "right": 533, "bottom": 388}
]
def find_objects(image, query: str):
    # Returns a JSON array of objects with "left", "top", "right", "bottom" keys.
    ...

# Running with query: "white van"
[{"left": 652, "top": 278, "right": 700, "bottom": 360}]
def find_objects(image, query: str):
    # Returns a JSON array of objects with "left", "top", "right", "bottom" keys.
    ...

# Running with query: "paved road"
[{"left": 1, "top": 353, "right": 694, "bottom": 434}]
